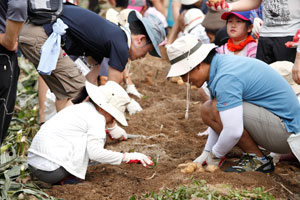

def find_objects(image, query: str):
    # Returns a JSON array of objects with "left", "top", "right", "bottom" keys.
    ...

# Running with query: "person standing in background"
[{"left": 0, "top": 0, "right": 27, "bottom": 145}]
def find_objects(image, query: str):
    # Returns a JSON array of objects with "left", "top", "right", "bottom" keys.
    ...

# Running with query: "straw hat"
[
  {"left": 106, "top": 8, "right": 135, "bottom": 26},
  {"left": 184, "top": 8, "right": 205, "bottom": 34},
  {"left": 166, "top": 34, "right": 217, "bottom": 77},
  {"left": 106, "top": 8, "right": 136, "bottom": 48},
  {"left": 85, "top": 81, "right": 131, "bottom": 126},
  {"left": 269, "top": 61, "right": 300, "bottom": 95}
]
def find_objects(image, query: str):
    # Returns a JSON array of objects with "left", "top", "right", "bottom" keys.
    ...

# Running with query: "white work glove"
[
  {"left": 252, "top": 17, "right": 263, "bottom": 38},
  {"left": 126, "top": 98, "right": 142, "bottom": 115},
  {"left": 206, "top": 0, "right": 232, "bottom": 12},
  {"left": 206, "top": 151, "right": 226, "bottom": 167},
  {"left": 123, "top": 152, "right": 153, "bottom": 167},
  {"left": 193, "top": 150, "right": 210, "bottom": 164},
  {"left": 106, "top": 124, "right": 128, "bottom": 140},
  {"left": 126, "top": 84, "right": 143, "bottom": 98},
  {"left": 194, "top": 151, "right": 225, "bottom": 167}
]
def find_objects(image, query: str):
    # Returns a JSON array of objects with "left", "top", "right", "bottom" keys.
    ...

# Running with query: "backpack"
[{"left": 27, "top": 0, "right": 64, "bottom": 25}]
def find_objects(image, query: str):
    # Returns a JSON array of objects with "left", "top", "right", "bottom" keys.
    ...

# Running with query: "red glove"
[
  {"left": 285, "top": 29, "right": 300, "bottom": 48},
  {"left": 123, "top": 152, "right": 153, "bottom": 167},
  {"left": 206, "top": 0, "right": 232, "bottom": 12}
]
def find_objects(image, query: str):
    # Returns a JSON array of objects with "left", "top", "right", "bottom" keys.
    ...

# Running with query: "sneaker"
[{"left": 225, "top": 153, "right": 274, "bottom": 173}]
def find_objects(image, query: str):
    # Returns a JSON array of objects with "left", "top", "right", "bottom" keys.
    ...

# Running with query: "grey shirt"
[
  {"left": 0, "top": 0, "right": 27, "bottom": 33},
  {"left": 260, "top": 0, "right": 300, "bottom": 37}
]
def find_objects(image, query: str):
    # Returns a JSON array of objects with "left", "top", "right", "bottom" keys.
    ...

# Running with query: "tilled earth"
[{"left": 46, "top": 52, "right": 300, "bottom": 200}]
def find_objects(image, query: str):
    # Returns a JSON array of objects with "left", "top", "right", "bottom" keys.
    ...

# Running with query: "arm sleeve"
[
  {"left": 7, "top": 0, "right": 27, "bottom": 22},
  {"left": 297, "top": 40, "right": 300, "bottom": 53},
  {"left": 212, "top": 105, "right": 244, "bottom": 158},
  {"left": 204, "top": 127, "right": 219, "bottom": 152},
  {"left": 86, "top": 118, "right": 123, "bottom": 165}
]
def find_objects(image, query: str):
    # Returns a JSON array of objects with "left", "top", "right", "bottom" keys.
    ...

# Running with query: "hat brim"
[
  {"left": 221, "top": 12, "right": 250, "bottom": 22},
  {"left": 85, "top": 81, "right": 128, "bottom": 126},
  {"left": 167, "top": 43, "right": 217, "bottom": 77},
  {"left": 184, "top": 19, "right": 203, "bottom": 34},
  {"left": 128, "top": 11, "right": 161, "bottom": 57},
  {"left": 181, "top": 0, "right": 199, "bottom": 5}
]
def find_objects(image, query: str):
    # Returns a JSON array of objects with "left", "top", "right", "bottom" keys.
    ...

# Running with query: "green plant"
[
  {"left": 138, "top": 179, "right": 274, "bottom": 200},
  {"left": 0, "top": 57, "right": 59, "bottom": 200}
]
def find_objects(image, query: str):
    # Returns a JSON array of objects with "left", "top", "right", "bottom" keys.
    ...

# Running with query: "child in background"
[
  {"left": 216, "top": 11, "right": 257, "bottom": 58},
  {"left": 127, "top": 0, "right": 168, "bottom": 35},
  {"left": 27, "top": 81, "right": 153, "bottom": 185},
  {"left": 183, "top": 8, "right": 209, "bottom": 44}
]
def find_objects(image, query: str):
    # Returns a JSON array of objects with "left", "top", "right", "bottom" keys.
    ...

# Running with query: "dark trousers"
[
  {"left": 0, "top": 46, "right": 20, "bottom": 145},
  {"left": 28, "top": 164, "right": 70, "bottom": 184},
  {"left": 256, "top": 36, "right": 296, "bottom": 64}
]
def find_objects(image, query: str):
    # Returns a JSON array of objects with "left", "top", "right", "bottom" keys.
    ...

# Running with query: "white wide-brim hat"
[
  {"left": 184, "top": 8, "right": 205, "bottom": 34},
  {"left": 106, "top": 8, "right": 135, "bottom": 48},
  {"left": 166, "top": 34, "right": 217, "bottom": 77},
  {"left": 269, "top": 61, "right": 300, "bottom": 95},
  {"left": 180, "top": 0, "right": 199, "bottom": 5},
  {"left": 85, "top": 81, "right": 131, "bottom": 126}
]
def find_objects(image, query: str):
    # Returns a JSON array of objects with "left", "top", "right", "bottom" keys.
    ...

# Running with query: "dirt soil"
[{"left": 45, "top": 51, "right": 300, "bottom": 200}]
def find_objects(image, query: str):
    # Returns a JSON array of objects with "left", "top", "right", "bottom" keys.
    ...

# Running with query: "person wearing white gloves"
[
  {"left": 166, "top": 34, "right": 300, "bottom": 173},
  {"left": 27, "top": 81, "right": 153, "bottom": 185}
]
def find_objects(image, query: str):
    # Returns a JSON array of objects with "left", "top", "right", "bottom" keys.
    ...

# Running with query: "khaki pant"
[
  {"left": 19, "top": 23, "right": 85, "bottom": 100},
  {"left": 243, "top": 102, "right": 293, "bottom": 154}
]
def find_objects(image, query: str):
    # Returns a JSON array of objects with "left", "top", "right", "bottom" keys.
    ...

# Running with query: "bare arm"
[
  {"left": 0, "top": 19, "right": 23, "bottom": 51},
  {"left": 108, "top": 66, "right": 123, "bottom": 84},
  {"left": 230, "top": 0, "right": 262, "bottom": 11},
  {"left": 292, "top": 51, "right": 300, "bottom": 84}
]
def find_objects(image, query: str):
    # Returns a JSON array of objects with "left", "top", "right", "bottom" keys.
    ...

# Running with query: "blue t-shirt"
[
  {"left": 208, "top": 54, "right": 300, "bottom": 133},
  {"left": 44, "top": 5, "right": 129, "bottom": 72}
]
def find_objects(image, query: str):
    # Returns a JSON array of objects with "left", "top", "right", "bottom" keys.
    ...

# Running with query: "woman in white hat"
[
  {"left": 27, "top": 81, "right": 153, "bottom": 185},
  {"left": 166, "top": 34, "right": 300, "bottom": 173}
]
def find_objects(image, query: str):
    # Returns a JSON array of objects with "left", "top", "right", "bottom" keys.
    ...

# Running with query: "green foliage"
[
  {"left": 135, "top": 179, "right": 274, "bottom": 200},
  {"left": 0, "top": 57, "right": 59, "bottom": 200}
]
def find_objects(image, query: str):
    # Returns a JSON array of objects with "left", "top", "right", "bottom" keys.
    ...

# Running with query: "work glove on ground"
[
  {"left": 126, "top": 84, "right": 143, "bottom": 98},
  {"left": 123, "top": 152, "right": 153, "bottom": 167},
  {"left": 193, "top": 150, "right": 210, "bottom": 164},
  {"left": 194, "top": 151, "right": 226, "bottom": 168},
  {"left": 206, "top": 0, "right": 232, "bottom": 12},
  {"left": 252, "top": 17, "right": 263, "bottom": 38},
  {"left": 106, "top": 124, "right": 128, "bottom": 140},
  {"left": 206, "top": 152, "right": 226, "bottom": 167},
  {"left": 127, "top": 98, "right": 142, "bottom": 115}
]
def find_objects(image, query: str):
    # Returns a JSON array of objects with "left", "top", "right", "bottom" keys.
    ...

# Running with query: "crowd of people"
[{"left": 1, "top": 0, "right": 300, "bottom": 185}]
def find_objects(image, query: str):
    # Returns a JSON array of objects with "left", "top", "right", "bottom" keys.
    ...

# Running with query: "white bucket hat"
[
  {"left": 269, "top": 61, "right": 300, "bottom": 95},
  {"left": 184, "top": 8, "right": 205, "bottom": 34},
  {"left": 106, "top": 8, "right": 135, "bottom": 26},
  {"left": 166, "top": 34, "right": 217, "bottom": 77},
  {"left": 85, "top": 81, "right": 131, "bottom": 126},
  {"left": 180, "top": 0, "right": 199, "bottom": 5},
  {"left": 106, "top": 8, "right": 136, "bottom": 48}
]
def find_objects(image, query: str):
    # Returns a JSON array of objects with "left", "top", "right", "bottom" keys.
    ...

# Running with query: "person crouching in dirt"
[
  {"left": 27, "top": 81, "right": 153, "bottom": 185},
  {"left": 19, "top": 4, "right": 165, "bottom": 141},
  {"left": 166, "top": 34, "right": 300, "bottom": 173}
]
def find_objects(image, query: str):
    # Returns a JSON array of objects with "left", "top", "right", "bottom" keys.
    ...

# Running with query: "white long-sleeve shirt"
[{"left": 28, "top": 102, "right": 123, "bottom": 179}]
